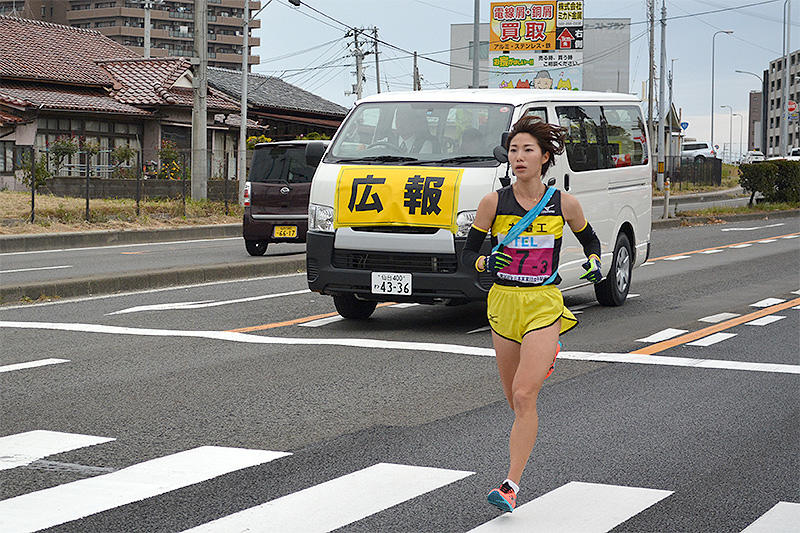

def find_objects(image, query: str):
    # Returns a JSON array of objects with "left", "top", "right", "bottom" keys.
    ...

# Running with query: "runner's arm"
[
  {"left": 460, "top": 192, "right": 498, "bottom": 272},
  {"left": 562, "top": 192, "right": 601, "bottom": 261}
]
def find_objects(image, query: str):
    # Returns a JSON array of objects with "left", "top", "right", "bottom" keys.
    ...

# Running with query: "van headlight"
[
  {"left": 309, "top": 203, "right": 334, "bottom": 232},
  {"left": 456, "top": 210, "right": 477, "bottom": 237}
]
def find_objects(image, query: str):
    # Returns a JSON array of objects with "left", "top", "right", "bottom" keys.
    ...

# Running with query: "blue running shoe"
[{"left": 487, "top": 481, "right": 517, "bottom": 512}]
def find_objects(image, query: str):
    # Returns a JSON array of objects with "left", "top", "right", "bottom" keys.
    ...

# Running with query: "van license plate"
[
  {"left": 273, "top": 226, "right": 297, "bottom": 238},
  {"left": 371, "top": 272, "right": 412, "bottom": 295}
]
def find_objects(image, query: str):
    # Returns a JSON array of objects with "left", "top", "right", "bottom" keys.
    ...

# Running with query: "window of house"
[{"left": 0, "top": 141, "right": 14, "bottom": 173}]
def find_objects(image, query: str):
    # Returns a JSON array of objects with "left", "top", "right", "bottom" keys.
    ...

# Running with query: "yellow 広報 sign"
[{"left": 334, "top": 166, "right": 463, "bottom": 231}]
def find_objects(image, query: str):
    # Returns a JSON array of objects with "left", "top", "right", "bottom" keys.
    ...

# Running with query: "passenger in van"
[
  {"left": 459, "top": 128, "right": 484, "bottom": 154},
  {"left": 395, "top": 111, "right": 435, "bottom": 154},
  {"left": 461, "top": 116, "right": 602, "bottom": 513}
]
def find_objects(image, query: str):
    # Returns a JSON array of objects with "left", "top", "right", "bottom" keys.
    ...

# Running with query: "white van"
[{"left": 305, "top": 89, "right": 652, "bottom": 319}]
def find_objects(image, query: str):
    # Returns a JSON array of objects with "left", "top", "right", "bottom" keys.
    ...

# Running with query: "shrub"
[
  {"left": 20, "top": 151, "right": 52, "bottom": 191},
  {"left": 48, "top": 135, "right": 80, "bottom": 174},
  {"left": 297, "top": 131, "right": 331, "bottom": 140},
  {"left": 246, "top": 135, "right": 272, "bottom": 150},
  {"left": 739, "top": 160, "right": 800, "bottom": 204}
]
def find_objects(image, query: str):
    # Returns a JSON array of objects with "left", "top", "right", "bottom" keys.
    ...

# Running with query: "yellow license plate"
[{"left": 273, "top": 226, "right": 297, "bottom": 238}]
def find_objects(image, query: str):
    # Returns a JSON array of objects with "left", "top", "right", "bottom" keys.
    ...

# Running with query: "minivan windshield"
[
  {"left": 326, "top": 101, "right": 515, "bottom": 166},
  {"left": 249, "top": 145, "right": 317, "bottom": 183}
]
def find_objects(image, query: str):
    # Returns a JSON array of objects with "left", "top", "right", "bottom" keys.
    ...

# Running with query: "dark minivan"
[{"left": 243, "top": 140, "right": 329, "bottom": 255}]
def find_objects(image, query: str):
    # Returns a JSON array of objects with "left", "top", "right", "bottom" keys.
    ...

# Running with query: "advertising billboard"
[
  {"left": 490, "top": 1, "right": 583, "bottom": 52},
  {"left": 489, "top": 51, "right": 582, "bottom": 90}
]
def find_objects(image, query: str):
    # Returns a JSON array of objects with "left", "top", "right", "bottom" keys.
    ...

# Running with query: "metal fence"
[{"left": 666, "top": 156, "right": 723, "bottom": 188}]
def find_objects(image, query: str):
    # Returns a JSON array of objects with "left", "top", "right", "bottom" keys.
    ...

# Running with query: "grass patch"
[
  {"left": 679, "top": 202, "right": 800, "bottom": 217},
  {"left": 0, "top": 191, "right": 243, "bottom": 235}
]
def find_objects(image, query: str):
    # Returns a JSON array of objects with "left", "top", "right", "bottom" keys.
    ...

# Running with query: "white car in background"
[
  {"left": 681, "top": 141, "right": 716, "bottom": 163},
  {"left": 742, "top": 150, "right": 765, "bottom": 164}
]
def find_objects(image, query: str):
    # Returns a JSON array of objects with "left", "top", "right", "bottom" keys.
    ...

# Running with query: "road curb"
[
  {"left": 0, "top": 256, "right": 305, "bottom": 305},
  {"left": 651, "top": 209, "right": 800, "bottom": 229},
  {"left": 0, "top": 223, "right": 241, "bottom": 253},
  {"left": 651, "top": 186, "right": 745, "bottom": 207}
]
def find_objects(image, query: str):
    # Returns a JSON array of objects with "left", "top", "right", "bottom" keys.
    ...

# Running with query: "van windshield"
[
  {"left": 326, "top": 101, "right": 515, "bottom": 166},
  {"left": 249, "top": 145, "right": 316, "bottom": 183}
]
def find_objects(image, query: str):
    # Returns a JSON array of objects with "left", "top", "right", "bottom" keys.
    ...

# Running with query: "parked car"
[
  {"left": 742, "top": 150, "right": 766, "bottom": 164},
  {"left": 681, "top": 141, "right": 716, "bottom": 163},
  {"left": 243, "top": 140, "right": 330, "bottom": 256}
]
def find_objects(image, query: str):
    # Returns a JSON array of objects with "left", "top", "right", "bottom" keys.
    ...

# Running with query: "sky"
[{"left": 253, "top": 0, "right": 796, "bottom": 156}]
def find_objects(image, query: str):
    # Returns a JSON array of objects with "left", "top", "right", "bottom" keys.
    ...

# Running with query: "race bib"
[
  {"left": 334, "top": 166, "right": 463, "bottom": 231},
  {"left": 496, "top": 234, "right": 555, "bottom": 284}
]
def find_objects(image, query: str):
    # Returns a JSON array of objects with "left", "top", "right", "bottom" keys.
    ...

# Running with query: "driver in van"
[
  {"left": 461, "top": 115, "right": 603, "bottom": 513},
  {"left": 395, "top": 110, "right": 435, "bottom": 154}
]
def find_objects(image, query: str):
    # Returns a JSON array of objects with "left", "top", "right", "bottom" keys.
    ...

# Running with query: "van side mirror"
[
  {"left": 493, "top": 145, "right": 508, "bottom": 163},
  {"left": 305, "top": 141, "right": 326, "bottom": 167},
  {"left": 501, "top": 131, "right": 510, "bottom": 149},
  {"left": 546, "top": 177, "right": 556, "bottom": 187}
]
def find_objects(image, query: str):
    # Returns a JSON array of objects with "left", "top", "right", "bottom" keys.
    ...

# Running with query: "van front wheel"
[
  {"left": 594, "top": 232, "right": 632, "bottom": 306},
  {"left": 333, "top": 294, "right": 377, "bottom": 319}
]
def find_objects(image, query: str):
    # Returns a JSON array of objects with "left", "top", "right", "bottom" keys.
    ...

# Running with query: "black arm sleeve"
[
  {"left": 460, "top": 225, "right": 488, "bottom": 271},
  {"left": 574, "top": 221, "right": 601, "bottom": 259}
]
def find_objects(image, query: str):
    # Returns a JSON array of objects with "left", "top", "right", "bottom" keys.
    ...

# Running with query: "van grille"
[
  {"left": 350, "top": 226, "right": 440, "bottom": 234},
  {"left": 333, "top": 250, "right": 458, "bottom": 273}
]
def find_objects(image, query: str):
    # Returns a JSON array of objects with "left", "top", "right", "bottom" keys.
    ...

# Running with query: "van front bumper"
[{"left": 305, "top": 231, "right": 493, "bottom": 303}]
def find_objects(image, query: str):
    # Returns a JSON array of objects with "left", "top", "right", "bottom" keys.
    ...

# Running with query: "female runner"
[{"left": 460, "top": 115, "right": 603, "bottom": 512}]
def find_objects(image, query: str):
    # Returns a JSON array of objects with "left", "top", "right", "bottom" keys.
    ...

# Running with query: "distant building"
[
  {"left": 0, "top": 0, "right": 260, "bottom": 71},
  {"left": 747, "top": 90, "right": 762, "bottom": 152},
  {"left": 449, "top": 19, "right": 630, "bottom": 93},
  {"left": 763, "top": 49, "right": 799, "bottom": 156}
]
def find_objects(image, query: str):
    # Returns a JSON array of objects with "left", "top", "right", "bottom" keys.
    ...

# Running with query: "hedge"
[{"left": 739, "top": 160, "right": 800, "bottom": 204}]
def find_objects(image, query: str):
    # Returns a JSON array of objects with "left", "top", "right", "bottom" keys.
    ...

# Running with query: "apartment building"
[
  {"left": 763, "top": 49, "right": 799, "bottom": 156},
  {"left": 0, "top": 0, "right": 260, "bottom": 71}
]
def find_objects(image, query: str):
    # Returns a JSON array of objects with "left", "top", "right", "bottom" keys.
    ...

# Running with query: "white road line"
[
  {"left": 3, "top": 322, "right": 799, "bottom": 374},
  {"left": 751, "top": 298, "right": 787, "bottom": 307},
  {"left": 792, "top": 290, "right": 800, "bottom": 295},
  {"left": 107, "top": 289, "right": 311, "bottom": 315},
  {"left": 636, "top": 328, "right": 688, "bottom": 343},
  {"left": 468, "top": 481, "right": 672, "bottom": 533},
  {"left": 0, "top": 446, "right": 290, "bottom": 533},
  {"left": 698, "top": 312, "right": 741, "bottom": 323},
  {"left": 793, "top": 306, "right": 800, "bottom": 310},
  {"left": 746, "top": 315, "right": 786, "bottom": 326},
  {"left": 700, "top": 249, "right": 723, "bottom": 254},
  {"left": 663, "top": 255, "right": 690, "bottom": 261},
  {"left": 741, "top": 502, "right": 800, "bottom": 533},
  {"left": 731, "top": 243, "right": 753, "bottom": 249},
  {"left": 390, "top": 303, "right": 420, "bottom": 308},
  {"left": 720, "top": 223, "right": 784, "bottom": 231},
  {"left": 467, "top": 325, "right": 492, "bottom": 334},
  {"left": 0, "top": 265, "right": 72, "bottom": 274},
  {"left": 0, "top": 430, "right": 114, "bottom": 471},
  {"left": 0, "top": 237, "right": 241, "bottom": 257},
  {"left": 299, "top": 315, "right": 345, "bottom": 327},
  {"left": 757, "top": 239, "right": 777, "bottom": 243},
  {"left": 781, "top": 235, "right": 798, "bottom": 239},
  {"left": 686, "top": 332, "right": 737, "bottom": 347},
  {"left": 0, "top": 358, "right": 69, "bottom": 373},
  {"left": 183, "top": 463, "right": 473, "bottom": 533},
  {"left": 641, "top": 262, "right": 654, "bottom": 266}
]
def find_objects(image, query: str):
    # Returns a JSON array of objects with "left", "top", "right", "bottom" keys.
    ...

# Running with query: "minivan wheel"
[
  {"left": 694, "top": 155, "right": 706, "bottom": 164},
  {"left": 245, "top": 240, "right": 268, "bottom": 256},
  {"left": 333, "top": 294, "right": 377, "bottom": 319},
  {"left": 594, "top": 232, "right": 632, "bottom": 307}
]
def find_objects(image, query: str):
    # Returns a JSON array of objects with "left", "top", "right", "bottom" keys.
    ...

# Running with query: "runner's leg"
[
  {"left": 506, "top": 320, "right": 560, "bottom": 485},
  {"left": 492, "top": 331, "right": 521, "bottom": 410}
]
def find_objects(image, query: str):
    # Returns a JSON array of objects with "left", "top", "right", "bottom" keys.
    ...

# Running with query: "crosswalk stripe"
[
  {"left": 298, "top": 316, "right": 345, "bottom": 327},
  {"left": 751, "top": 298, "right": 786, "bottom": 307},
  {"left": 741, "top": 502, "right": 800, "bottom": 533},
  {"left": 698, "top": 312, "right": 741, "bottom": 323},
  {"left": 182, "top": 462, "right": 473, "bottom": 533},
  {"left": 746, "top": 315, "right": 786, "bottom": 326},
  {"left": 468, "top": 481, "right": 672, "bottom": 533},
  {"left": 636, "top": 328, "right": 688, "bottom": 343},
  {"left": 686, "top": 332, "right": 737, "bottom": 347},
  {"left": 0, "top": 446, "right": 290, "bottom": 533},
  {"left": 664, "top": 255, "right": 690, "bottom": 261},
  {"left": 0, "top": 430, "right": 114, "bottom": 471}
]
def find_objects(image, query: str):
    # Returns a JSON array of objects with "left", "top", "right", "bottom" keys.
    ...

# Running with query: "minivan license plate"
[
  {"left": 371, "top": 272, "right": 412, "bottom": 295},
  {"left": 273, "top": 226, "right": 297, "bottom": 238}
]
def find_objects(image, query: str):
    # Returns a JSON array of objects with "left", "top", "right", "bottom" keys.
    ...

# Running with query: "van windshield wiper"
[
  {"left": 330, "top": 155, "right": 418, "bottom": 163},
  {"left": 419, "top": 155, "right": 498, "bottom": 165}
]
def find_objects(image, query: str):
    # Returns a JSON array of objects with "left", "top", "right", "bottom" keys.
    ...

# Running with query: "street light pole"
[
  {"left": 711, "top": 30, "right": 733, "bottom": 158},
  {"left": 733, "top": 113, "right": 743, "bottom": 162},
  {"left": 734, "top": 69, "right": 763, "bottom": 84},
  {"left": 721, "top": 104, "right": 733, "bottom": 163}
]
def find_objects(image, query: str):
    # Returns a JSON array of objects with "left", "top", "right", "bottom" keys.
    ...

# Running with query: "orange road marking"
[
  {"left": 630, "top": 297, "right": 800, "bottom": 355},
  {"left": 120, "top": 251, "right": 143, "bottom": 255},
  {"left": 647, "top": 231, "right": 800, "bottom": 262},
  {"left": 228, "top": 302, "right": 396, "bottom": 333}
]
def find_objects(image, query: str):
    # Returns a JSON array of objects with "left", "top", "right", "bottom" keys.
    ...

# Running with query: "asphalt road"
[{"left": 1, "top": 217, "right": 798, "bottom": 532}]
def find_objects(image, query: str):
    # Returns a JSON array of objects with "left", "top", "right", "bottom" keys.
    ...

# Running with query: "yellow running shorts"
[{"left": 487, "top": 284, "right": 578, "bottom": 344}]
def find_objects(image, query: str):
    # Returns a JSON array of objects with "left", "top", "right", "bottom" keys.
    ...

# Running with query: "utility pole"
[
  {"left": 191, "top": 0, "right": 208, "bottom": 200},
  {"left": 782, "top": 0, "right": 791, "bottom": 156},
  {"left": 373, "top": 27, "right": 381, "bottom": 93},
  {"left": 656, "top": 0, "right": 666, "bottom": 190},
  {"left": 413, "top": 51, "right": 421, "bottom": 90},
  {"left": 647, "top": 0, "right": 655, "bottom": 152},
  {"left": 141, "top": 0, "right": 162, "bottom": 59},
  {"left": 238, "top": 0, "right": 250, "bottom": 205},
  {"left": 345, "top": 29, "right": 365, "bottom": 99},
  {"left": 472, "top": 0, "right": 480, "bottom": 89}
]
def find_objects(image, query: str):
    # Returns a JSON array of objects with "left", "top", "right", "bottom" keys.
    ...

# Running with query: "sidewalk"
[{"left": 2, "top": 195, "right": 798, "bottom": 305}]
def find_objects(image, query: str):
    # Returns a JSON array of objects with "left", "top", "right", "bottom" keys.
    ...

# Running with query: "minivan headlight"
[
  {"left": 456, "top": 210, "right": 477, "bottom": 237},
  {"left": 309, "top": 203, "right": 334, "bottom": 232}
]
